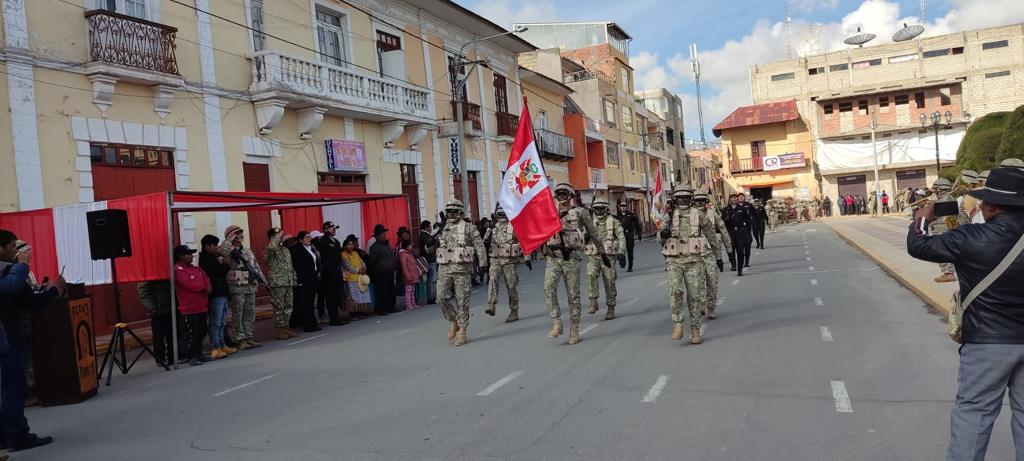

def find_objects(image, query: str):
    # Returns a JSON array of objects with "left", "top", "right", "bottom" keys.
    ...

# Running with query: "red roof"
[{"left": 713, "top": 100, "right": 799, "bottom": 137}]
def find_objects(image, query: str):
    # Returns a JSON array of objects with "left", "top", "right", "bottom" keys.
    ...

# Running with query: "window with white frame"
[
  {"left": 620, "top": 67, "right": 630, "bottom": 91},
  {"left": 316, "top": 7, "right": 348, "bottom": 67},
  {"left": 537, "top": 110, "right": 549, "bottom": 130},
  {"left": 249, "top": 0, "right": 266, "bottom": 52},
  {"left": 622, "top": 107, "right": 633, "bottom": 132},
  {"left": 98, "top": 0, "right": 149, "bottom": 20},
  {"left": 603, "top": 99, "right": 616, "bottom": 127},
  {"left": 606, "top": 142, "right": 620, "bottom": 167},
  {"left": 376, "top": 29, "right": 406, "bottom": 79}
]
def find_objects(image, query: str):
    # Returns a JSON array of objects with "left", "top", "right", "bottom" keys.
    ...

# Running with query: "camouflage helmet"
[
  {"left": 553, "top": 182, "right": 575, "bottom": 195},
  {"left": 672, "top": 184, "right": 695, "bottom": 198},
  {"left": 444, "top": 198, "right": 465, "bottom": 212},
  {"left": 592, "top": 198, "right": 610, "bottom": 209},
  {"left": 693, "top": 188, "right": 710, "bottom": 201},
  {"left": 1000, "top": 158, "right": 1024, "bottom": 168},
  {"left": 495, "top": 204, "right": 506, "bottom": 216},
  {"left": 961, "top": 170, "right": 980, "bottom": 185},
  {"left": 980, "top": 169, "right": 991, "bottom": 180},
  {"left": 932, "top": 178, "right": 953, "bottom": 190}
]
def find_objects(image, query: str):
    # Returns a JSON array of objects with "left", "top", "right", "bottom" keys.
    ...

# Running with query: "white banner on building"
[{"left": 815, "top": 128, "right": 964, "bottom": 173}]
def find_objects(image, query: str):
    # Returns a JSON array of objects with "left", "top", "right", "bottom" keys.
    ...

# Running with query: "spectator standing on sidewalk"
[
  {"left": 367, "top": 224, "right": 396, "bottom": 315},
  {"left": 315, "top": 222, "right": 349, "bottom": 326},
  {"left": 398, "top": 240, "right": 423, "bottom": 311},
  {"left": 173, "top": 246, "right": 212, "bottom": 366},
  {"left": 136, "top": 279, "right": 178, "bottom": 366},
  {"left": 418, "top": 221, "right": 438, "bottom": 304},
  {"left": 881, "top": 191, "right": 890, "bottom": 214},
  {"left": 907, "top": 167, "right": 1024, "bottom": 461},
  {"left": 199, "top": 235, "right": 235, "bottom": 359},
  {"left": 340, "top": 235, "right": 372, "bottom": 317},
  {"left": 290, "top": 231, "right": 321, "bottom": 333}
]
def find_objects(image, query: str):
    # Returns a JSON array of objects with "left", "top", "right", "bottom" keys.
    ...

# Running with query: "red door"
[
  {"left": 317, "top": 172, "right": 367, "bottom": 194},
  {"left": 243, "top": 163, "right": 273, "bottom": 273},
  {"left": 452, "top": 171, "right": 480, "bottom": 222},
  {"left": 401, "top": 164, "right": 420, "bottom": 236}
]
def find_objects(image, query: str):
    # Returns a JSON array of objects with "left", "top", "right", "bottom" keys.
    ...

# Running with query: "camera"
[{"left": 933, "top": 200, "right": 959, "bottom": 217}]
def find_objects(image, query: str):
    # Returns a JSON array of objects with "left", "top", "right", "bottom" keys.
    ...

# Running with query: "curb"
[{"left": 831, "top": 227, "right": 951, "bottom": 318}]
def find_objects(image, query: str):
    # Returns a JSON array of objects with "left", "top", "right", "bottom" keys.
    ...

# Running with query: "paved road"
[{"left": 21, "top": 222, "right": 1017, "bottom": 460}]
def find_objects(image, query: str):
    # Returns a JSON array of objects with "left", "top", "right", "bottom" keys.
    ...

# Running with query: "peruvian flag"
[
  {"left": 498, "top": 99, "right": 561, "bottom": 255},
  {"left": 650, "top": 167, "right": 665, "bottom": 228}
]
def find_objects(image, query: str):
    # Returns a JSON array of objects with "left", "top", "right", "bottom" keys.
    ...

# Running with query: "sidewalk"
[{"left": 829, "top": 216, "right": 956, "bottom": 315}]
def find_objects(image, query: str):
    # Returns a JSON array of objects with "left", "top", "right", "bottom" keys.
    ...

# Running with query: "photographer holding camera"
[{"left": 906, "top": 167, "right": 1024, "bottom": 460}]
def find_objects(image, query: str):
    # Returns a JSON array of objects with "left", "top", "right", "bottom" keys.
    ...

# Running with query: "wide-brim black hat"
[
  {"left": 373, "top": 224, "right": 388, "bottom": 235},
  {"left": 966, "top": 167, "right": 1024, "bottom": 206}
]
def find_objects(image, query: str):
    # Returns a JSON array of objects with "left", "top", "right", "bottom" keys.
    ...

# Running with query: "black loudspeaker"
[{"left": 86, "top": 209, "right": 132, "bottom": 261}]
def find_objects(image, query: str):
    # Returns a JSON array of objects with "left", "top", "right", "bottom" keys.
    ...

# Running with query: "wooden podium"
[{"left": 30, "top": 289, "right": 98, "bottom": 406}]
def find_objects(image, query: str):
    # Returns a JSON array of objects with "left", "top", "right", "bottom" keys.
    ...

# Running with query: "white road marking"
[
  {"left": 626, "top": 297, "right": 640, "bottom": 306},
  {"left": 395, "top": 329, "right": 413, "bottom": 336},
  {"left": 642, "top": 375, "right": 671, "bottom": 403},
  {"left": 214, "top": 374, "right": 279, "bottom": 397},
  {"left": 831, "top": 380, "right": 853, "bottom": 413},
  {"left": 821, "top": 326, "right": 834, "bottom": 342},
  {"left": 755, "top": 252, "right": 760, "bottom": 256},
  {"left": 287, "top": 333, "right": 329, "bottom": 346},
  {"left": 805, "top": 251, "right": 810, "bottom": 254},
  {"left": 807, "top": 228, "right": 818, "bottom": 232},
  {"left": 717, "top": 297, "right": 725, "bottom": 306},
  {"left": 657, "top": 280, "right": 667, "bottom": 287},
  {"left": 141, "top": 377, "right": 176, "bottom": 388},
  {"left": 699, "top": 324, "right": 706, "bottom": 336},
  {"left": 814, "top": 297, "right": 824, "bottom": 306},
  {"left": 810, "top": 279, "right": 818, "bottom": 286},
  {"left": 580, "top": 324, "right": 599, "bottom": 336},
  {"left": 808, "top": 266, "right": 815, "bottom": 271},
  {"left": 477, "top": 370, "right": 524, "bottom": 396},
  {"left": 806, "top": 257, "right": 812, "bottom": 261},
  {"left": 731, "top": 279, "right": 740, "bottom": 286}
]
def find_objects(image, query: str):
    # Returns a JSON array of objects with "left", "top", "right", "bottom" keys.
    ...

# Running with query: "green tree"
[{"left": 996, "top": 106, "right": 1024, "bottom": 162}]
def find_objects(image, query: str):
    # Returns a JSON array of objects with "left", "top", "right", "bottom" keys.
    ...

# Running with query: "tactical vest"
[
  {"left": 662, "top": 207, "right": 708, "bottom": 257},
  {"left": 586, "top": 217, "right": 619, "bottom": 255},
  {"left": 490, "top": 223, "right": 524, "bottom": 258},
  {"left": 546, "top": 208, "right": 585, "bottom": 251},
  {"left": 436, "top": 221, "right": 476, "bottom": 264}
]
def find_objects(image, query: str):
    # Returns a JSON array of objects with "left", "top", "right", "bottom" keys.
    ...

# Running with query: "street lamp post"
[
  {"left": 920, "top": 110, "right": 953, "bottom": 176},
  {"left": 450, "top": 27, "right": 527, "bottom": 210}
]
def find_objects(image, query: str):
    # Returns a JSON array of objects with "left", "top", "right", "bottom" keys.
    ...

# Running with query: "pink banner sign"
[{"left": 325, "top": 140, "right": 367, "bottom": 172}]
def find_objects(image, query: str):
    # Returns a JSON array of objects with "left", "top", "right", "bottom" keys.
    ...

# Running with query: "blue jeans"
[
  {"left": 427, "top": 263, "right": 438, "bottom": 301},
  {"left": 1, "top": 337, "right": 30, "bottom": 444},
  {"left": 208, "top": 296, "right": 229, "bottom": 349},
  {"left": 949, "top": 343, "right": 1024, "bottom": 461}
]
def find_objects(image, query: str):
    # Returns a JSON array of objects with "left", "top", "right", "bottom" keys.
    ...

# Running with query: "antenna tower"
[
  {"left": 784, "top": 0, "right": 792, "bottom": 58},
  {"left": 690, "top": 43, "right": 707, "bottom": 149}
]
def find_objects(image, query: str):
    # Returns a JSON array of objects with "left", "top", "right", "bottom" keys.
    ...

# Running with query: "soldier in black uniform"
[
  {"left": 616, "top": 203, "right": 643, "bottom": 272},
  {"left": 737, "top": 193, "right": 755, "bottom": 265},
  {"left": 751, "top": 200, "right": 769, "bottom": 250},
  {"left": 722, "top": 194, "right": 754, "bottom": 276}
]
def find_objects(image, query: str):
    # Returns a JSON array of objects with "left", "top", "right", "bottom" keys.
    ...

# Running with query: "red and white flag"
[
  {"left": 498, "top": 99, "right": 561, "bottom": 255},
  {"left": 650, "top": 167, "right": 665, "bottom": 228}
]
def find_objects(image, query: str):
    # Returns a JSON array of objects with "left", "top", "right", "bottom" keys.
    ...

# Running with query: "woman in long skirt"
[{"left": 341, "top": 236, "right": 372, "bottom": 317}]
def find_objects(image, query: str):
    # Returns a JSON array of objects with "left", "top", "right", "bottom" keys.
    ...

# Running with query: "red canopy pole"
[{"left": 167, "top": 192, "right": 179, "bottom": 370}]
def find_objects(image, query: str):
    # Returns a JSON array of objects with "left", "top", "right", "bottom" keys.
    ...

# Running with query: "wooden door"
[
  {"left": 452, "top": 171, "right": 480, "bottom": 222},
  {"left": 401, "top": 164, "right": 420, "bottom": 236},
  {"left": 243, "top": 163, "right": 272, "bottom": 275}
]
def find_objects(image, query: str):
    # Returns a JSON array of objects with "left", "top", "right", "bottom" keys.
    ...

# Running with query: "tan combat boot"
[
  {"left": 548, "top": 319, "right": 563, "bottom": 338},
  {"left": 287, "top": 328, "right": 301, "bottom": 338},
  {"left": 567, "top": 322, "right": 580, "bottom": 345},
  {"left": 453, "top": 327, "right": 468, "bottom": 346},
  {"left": 587, "top": 299, "right": 599, "bottom": 315},
  {"left": 505, "top": 309, "right": 519, "bottom": 323},
  {"left": 247, "top": 339, "right": 263, "bottom": 348},
  {"left": 604, "top": 306, "right": 615, "bottom": 320},
  {"left": 485, "top": 304, "right": 496, "bottom": 316},
  {"left": 671, "top": 323, "right": 684, "bottom": 340},
  {"left": 221, "top": 345, "right": 238, "bottom": 354},
  {"left": 691, "top": 328, "right": 703, "bottom": 345},
  {"left": 447, "top": 320, "right": 459, "bottom": 341},
  {"left": 275, "top": 328, "right": 291, "bottom": 341},
  {"left": 210, "top": 349, "right": 227, "bottom": 360}
]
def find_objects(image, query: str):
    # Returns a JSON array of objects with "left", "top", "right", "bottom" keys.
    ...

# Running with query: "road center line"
[
  {"left": 580, "top": 324, "right": 599, "bottom": 336},
  {"left": 626, "top": 297, "right": 640, "bottom": 306},
  {"left": 808, "top": 266, "right": 815, "bottom": 271},
  {"left": 731, "top": 279, "right": 740, "bottom": 286},
  {"left": 287, "top": 333, "right": 329, "bottom": 346},
  {"left": 657, "top": 280, "right": 667, "bottom": 287},
  {"left": 395, "top": 329, "right": 413, "bottom": 336},
  {"left": 805, "top": 251, "right": 810, "bottom": 255},
  {"left": 806, "top": 257, "right": 812, "bottom": 261},
  {"left": 821, "top": 326, "right": 834, "bottom": 342},
  {"left": 213, "top": 374, "right": 279, "bottom": 397},
  {"left": 717, "top": 297, "right": 725, "bottom": 306},
  {"left": 831, "top": 380, "right": 853, "bottom": 413},
  {"left": 642, "top": 375, "right": 671, "bottom": 403},
  {"left": 477, "top": 370, "right": 524, "bottom": 396},
  {"left": 810, "top": 279, "right": 818, "bottom": 286},
  {"left": 814, "top": 297, "right": 824, "bottom": 306}
]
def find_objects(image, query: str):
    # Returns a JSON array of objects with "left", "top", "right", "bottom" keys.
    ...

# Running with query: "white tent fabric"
[
  {"left": 323, "top": 203, "right": 363, "bottom": 244},
  {"left": 54, "top": 201, "right": 112, "bottom": 285},
  {"left": 816, "top": 128, "right": 964, "bottom": 173}
]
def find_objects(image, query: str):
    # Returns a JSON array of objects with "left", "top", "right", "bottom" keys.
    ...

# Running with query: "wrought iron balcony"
[
  {"left": 535, "top": 129, "right": 575, "bottom": 160},
  {"left": 589, "top": 168, "right": 607, "bottom": 190},
  {"left": 85, "top": 9, "right": 179, "bottom": 75},
  {"left": 496, "top": 112, "right": 519, "bottom": 138},
  {"left": 250, "top": 50, "right": 432, "bottom": 122},
  {"left": 449, "top": 101, "right": 483, "bottom": 132}
]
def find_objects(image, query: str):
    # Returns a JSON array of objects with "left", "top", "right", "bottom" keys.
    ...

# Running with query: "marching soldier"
[
  {"left": 659, "top": 185, "right": 718, "bottom": 344},
  {"left": 484, "top": 206, "right": 523, "bottom": 323},
  {"left": 766, "top": 199, "right": 779, "bottom": 233},
  {"left": 796, "top": 200, "right": 807, "bottom": 223},
  {"left": 810, "top": 198, "right": 820, "bottom": 221},
  {"left": 436, "top": 198, "right": 487, "bottom": 346},
  {"left": 586, "top": 198, "right": 626, "bottom": 320},
  {"left": 264, "top": 228, "right": 298, "bottom": 341},
  {"left": 543, "top": 183, "right": 609, "bottom": 345},
  {"left": 695, "top": 190, "right": 730, "bottom": 320},
  {"left": 929, "top": 178, "right": 956, "bottom": 283}
]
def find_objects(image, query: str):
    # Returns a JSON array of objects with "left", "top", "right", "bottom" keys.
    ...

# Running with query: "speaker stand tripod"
[{"left": 98, "top": 259, "right": 169, "bottom": 386}]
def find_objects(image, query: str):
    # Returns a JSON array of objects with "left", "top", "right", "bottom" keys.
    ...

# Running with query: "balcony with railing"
[
  {"left": 535, "top": 129, "right": 575, "bottom": 160},
  {"left": 496, "top": 112, "right": 519, "bottom": 138},
  {"left": 585, "top": 117, "right": 603, "bottom": 142},
  {"left": 589, "top": 168, "right": 607, "bottom": 190},
  {"left": 449, "top": 100, "right": 483, "bottom": 132},
  {"left": 249, "top": 50, "right": 432, "bottom": 122},
  {"left": 85, "top": 9, "right": 179, "bottom": 76},
  {"left": 729, "top": 153, "right": 807, "bottom": 174},
  {"left": 730, "top": 157, "right": 764, "bottom": 174}
]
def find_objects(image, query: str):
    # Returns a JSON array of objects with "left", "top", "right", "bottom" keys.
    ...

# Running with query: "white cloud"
[
  {"left": 629, "top": 0, "right": 1024, "bottom": 143},
  {"left": 471, "top": 0, "right": 558, "bottom": 28},
  {"left": 792, "top": 0, "right": 839, "bottom": 14}
]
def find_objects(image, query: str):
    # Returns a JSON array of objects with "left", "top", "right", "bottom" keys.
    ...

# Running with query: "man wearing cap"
[
  {"left": 659, "top": 185, "right": 718, "bottom": 344},
  {"left": 544, "top": 183, "right": 608, "bottom": 345},
  {"left": 696, "top": 191, "right": 730, "bottom": 319},
  {"left": 586, "top": 198, "right": 626, "bottom": 320},
  {"left": 218, "top": 225, "right": 265, "bottom": 349},
  {"left": 484, "top": 206, "right": 522, "bottom": 323},
  {"left": 929, "top": 178, "right": 957, "bottom": 283},
  {"left": 315, "top": 221, "right": 348, "bottom": 325},
  {"left": 435, "top": 199, "right": 487, "bottom": 345},
  {"left": 367, "top": 224, "right": 397, "bottom": 316},
  {"left": 907, "top": 167, "right": 1024, "bottom": 460},
  {"left": 265, "top": 228, "right": 298, "bottom": 340},
  {"left": 723, "top": 193, "right": 754, "bottom": 275},
  {"left": 751, "top": 200, "right": 768, "bottom": 249},
  {"left": 616, "top": 202, "right": 643, "bottom": 272}
]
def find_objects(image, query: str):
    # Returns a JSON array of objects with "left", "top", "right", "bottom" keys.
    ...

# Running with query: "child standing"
[{"left": 398, "top": 240, "right": 423, "bottom": 311}]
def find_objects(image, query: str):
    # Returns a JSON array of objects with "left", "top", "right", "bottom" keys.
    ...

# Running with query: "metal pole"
[
  {"left": 167, "top": 192, "right": 179, "bottom": 369},
  {"left": 871, "top": 116, "right": 879, "bottom": 216},
  {"left": 641, "top": 134, "right": 652, "bottom": 233},
  {"left": 453, "top": 58, "right": 470, "bottom": 212},
  {"left": 934, "top": 124, "right": 941, "bottom": 175}
]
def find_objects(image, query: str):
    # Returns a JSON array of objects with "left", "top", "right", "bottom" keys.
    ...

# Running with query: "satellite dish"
[
  {"left": 844, "top": 29, "right": 876, "bottom": 47},
  {"left": 892, "top": 23, "right": 925, "bottom": 42}
]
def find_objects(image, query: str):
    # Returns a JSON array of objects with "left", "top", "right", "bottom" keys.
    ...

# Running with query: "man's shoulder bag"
[{"left": 949, "top": 231, "right": 1024, "bottom": 343}]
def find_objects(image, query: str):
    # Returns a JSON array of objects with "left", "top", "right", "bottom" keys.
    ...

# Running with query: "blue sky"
[{"left": 455, "top": 0, "right": 1023, "bottom": 144}]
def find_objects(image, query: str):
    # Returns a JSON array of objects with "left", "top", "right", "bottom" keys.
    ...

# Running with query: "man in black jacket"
[
  {"left": 290, "top": 231, "right": 321, "bottom": 332},
  {"left": 367, "top": 224, "right": 397, "bottom": 315},
  {"left": 418, "top": 221, "right": 438, "bottom": 304},
  {"left": 198, "top": 234, "right": 236, "bottom": 356},
  {"left": 906, "top": 167, "right": 1024, "bottom": 460},
  {"left": 751, "top": 200, "right": 769, "bottom": 249},
  {"left": 314, "top": 222, "right": 348, "bottom": 326},
  {"left": 616, "top": 203, "right": 643, "bottom": 272},
  {"left": 722, "top": 194, "right": 753, "bottom": 275}
]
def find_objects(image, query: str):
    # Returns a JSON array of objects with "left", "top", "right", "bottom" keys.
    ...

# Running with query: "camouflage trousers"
[
  {"left": 931, "top": 223, "right": 955, "bottom": 275},
  {"left": 666, "top": 257, "right": 705, "bottom": 329},
  {"left": 437, "top": 266, "right": 472, "bottom": 328},
  {"left": 545, "top": 255, "right": 582, "bottom": 323},
  {"left": 701, "top": 253, "right": 719, "bottom": 315},
  {"left": 586, "top": 255, "right": 617, "bottom": 307},
  {"left": 229, "top": 291, "right": 256, "bottom": 341},
  {"left": 269, "top": 286, "right": 294, "bottom": 328},
  {"left": 486, "top": 261, "right": 519, "bottom": 312},
  {"left": 768, "top": 216, "right": 778, "bottom": 232}
]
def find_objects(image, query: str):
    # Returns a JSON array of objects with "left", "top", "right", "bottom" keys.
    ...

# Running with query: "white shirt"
[{"left": 303, "top": 244, "right": 317, "bottom": 272}]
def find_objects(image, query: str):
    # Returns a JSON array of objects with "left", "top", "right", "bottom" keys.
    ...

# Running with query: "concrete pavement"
[{"left": 18, "top": 222, "right": 1015, "bottom": 460}]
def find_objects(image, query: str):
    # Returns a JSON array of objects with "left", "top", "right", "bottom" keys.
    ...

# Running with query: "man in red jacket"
[{"left": 174, "top": 245, "right": 212, "bottom": 366}]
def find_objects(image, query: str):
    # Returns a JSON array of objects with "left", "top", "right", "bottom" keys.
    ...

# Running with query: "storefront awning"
[{"left": 739, "top": 179, "right": 795, "bottom": 189}]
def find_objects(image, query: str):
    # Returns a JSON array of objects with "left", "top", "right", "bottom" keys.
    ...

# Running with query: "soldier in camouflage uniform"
[
  {"left": 929, "top": 178, "right": 956, "bottom": 283},
  {"left": 796, "top": 200, "right": 807, "bottom": 223},
  {"left": 264, "top": 228, "right": 298, "bottom": 341},
  {"left": 659, "top": 185, "right": 718, "bottom": 344},
  {"left": 810, "top": 199, "right": 820, "bottom": 222},
  {"left": 544, "top": 183, "right": 608, "bottom": 345},
  {"left": 484, "top": 206, "right": 523, "bottom": 323},
  {"left": 586, "top": 198, "right": 626, "bottom": 320},
  {"left": 765, "top": 199, "right": 777, "bottom": 233},
  {"left": 696, "top": 190, "right": 730, "bottom": 320},
  {"left": 219, "top": 225, "right": 266, "bottom": 349},
  {"left": 436, "top": 198, "right": 488, "bottom": 346}
]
